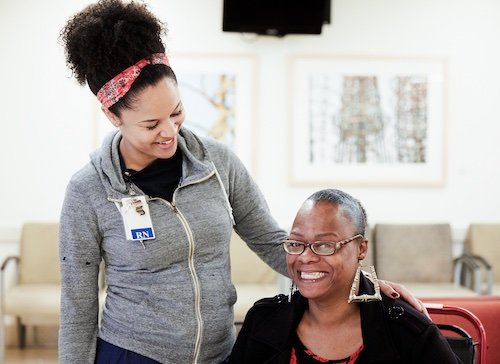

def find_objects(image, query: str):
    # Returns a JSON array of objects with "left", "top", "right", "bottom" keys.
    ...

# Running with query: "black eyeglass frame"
[{"left": 282, "top": 234, "right": 364, "bottom": 256}]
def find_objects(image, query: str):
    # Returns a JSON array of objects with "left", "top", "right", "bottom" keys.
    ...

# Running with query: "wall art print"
[{"left": 289, "top": 55, "right": 447, "bottom": 187}]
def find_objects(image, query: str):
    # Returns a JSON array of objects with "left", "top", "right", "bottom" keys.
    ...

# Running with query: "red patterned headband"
[{"left": 96, "top": 53, "right": 170, "bottom": 108}]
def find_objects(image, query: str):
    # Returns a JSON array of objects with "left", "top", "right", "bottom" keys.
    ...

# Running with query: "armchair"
[
  {"left": 458, "top": 223, "right": 500, "bottom": 294},
  {"left": 0, "top": 222, "right": 60, "bottom": 348},
  {"left": 372, "top": 223, "right": 478, "bottom": 297}
]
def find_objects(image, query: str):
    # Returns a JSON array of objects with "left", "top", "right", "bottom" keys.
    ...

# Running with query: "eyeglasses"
[{"left": 282, "top": 234, "right": 363, "bottom": 256}]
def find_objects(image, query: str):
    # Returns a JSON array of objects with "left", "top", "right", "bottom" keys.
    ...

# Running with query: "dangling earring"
[
  {"left": 348, "top": 263, "right": 382, "bottom": 303},
  {"left": 289, "top": 280, "right": 297, "bottom": 302}
]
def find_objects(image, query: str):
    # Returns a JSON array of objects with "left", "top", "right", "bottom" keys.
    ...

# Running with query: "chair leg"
[{"left": 16, "top": 317, "right": 26, "bottom": 349}]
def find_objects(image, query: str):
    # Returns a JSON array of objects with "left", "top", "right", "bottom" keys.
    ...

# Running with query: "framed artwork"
[
  {"left": 288, "top": 55, "right": 447, "bottom": 187},
  {"left": 92, "top": 54, "right": 257, "bottom": 173},
  {"left": 171, "top": 53, "right": 257, "bottom": 173}
]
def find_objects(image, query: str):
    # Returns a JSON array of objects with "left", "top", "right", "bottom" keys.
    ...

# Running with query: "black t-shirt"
[{"left": 120, "top": 148, "right": 183, "bottom": 202}]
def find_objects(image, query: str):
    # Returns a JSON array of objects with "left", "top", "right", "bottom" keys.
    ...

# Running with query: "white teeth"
[{"left": 300, "top": 272, "right": 326, "bottom": 280}]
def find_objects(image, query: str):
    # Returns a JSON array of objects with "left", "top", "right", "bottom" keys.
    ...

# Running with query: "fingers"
[
  {"left": 381, "top": 280, "right": 428, "bottom": 313},
  {"left": 376, "top": 279, "right": 431, "bottom": 318},
  {"left": 378, "top": 279, "right": 400, "bottom": 299},
  {"left": 419, "top": 299, "right": 431, "bottom": 319}
]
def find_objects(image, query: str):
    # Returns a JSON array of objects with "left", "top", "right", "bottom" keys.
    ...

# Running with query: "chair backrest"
[
  {"left": 422, "top": 296, "right": 500, "bottom": 364},
  {"left": 425, "top": 302, "right": 487, "bottom": 364},
  {"left": 230, "top": 230, "right": 277, "bottom": 285},
  {"left": 465, "top": 223, "right": 500, "bottom": 282},
  {"left": 437, "top": 323, "right": 475, "bottom": 364},
  {"left": 19, "top": 222, "right": 60, "bottom": 284},
  {"left": 373, "top": 223, "right": 453, "bottom": 282}
]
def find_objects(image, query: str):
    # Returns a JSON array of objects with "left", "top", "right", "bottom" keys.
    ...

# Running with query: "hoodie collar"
[
  {"left": 176, "top": 128, "right": 215, "bottom": 186},
  {"left": 91, "top": 128, "right": 215, "bottom": 200}
]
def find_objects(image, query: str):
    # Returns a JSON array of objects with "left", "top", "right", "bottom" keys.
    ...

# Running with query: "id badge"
[{"left": 119, "top": 196, "right": 156, "bottom": 241}]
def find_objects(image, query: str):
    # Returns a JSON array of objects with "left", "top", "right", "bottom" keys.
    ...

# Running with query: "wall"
[{"left": 1, "top": 0, "right": 499, "bottom": 240}]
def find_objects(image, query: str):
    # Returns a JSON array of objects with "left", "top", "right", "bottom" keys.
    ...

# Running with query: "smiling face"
[
  {"left": 287, "top": 200, "right": 367, "bottom": 303},
  {"left": 103, "top": 77, "right": 185, "bottom": 171}
]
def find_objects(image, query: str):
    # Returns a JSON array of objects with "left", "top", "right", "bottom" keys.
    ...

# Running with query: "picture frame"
[
  {"left": 171, "top": 53, "right": 257, "bottom": 173},
  {"left": 288, "top": 54, "right": 447, "bottom": 187}
]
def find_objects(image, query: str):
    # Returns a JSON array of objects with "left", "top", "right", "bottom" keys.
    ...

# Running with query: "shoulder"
[
  {"left": 243, "top": 292, "right": 306, "bottom": 327},
  {"left": 248, "top": 294, "right": 291, "bottom": 315},
  {"left": 240, "top": 294, "right": 297, "bottom": 328},
  {"left": 378, "top": 296, "right": 460, "bottom": 363},
  {"left": 381, "top": 295, "right": 434, "bottom": 334},
  {"left": 66, "top": 162, "right": 100, "bottom": 193}
]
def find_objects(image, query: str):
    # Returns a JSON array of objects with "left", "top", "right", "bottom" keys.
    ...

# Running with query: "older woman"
[{"left": 229, "top": 189, "right": 459, "bottom": 364}]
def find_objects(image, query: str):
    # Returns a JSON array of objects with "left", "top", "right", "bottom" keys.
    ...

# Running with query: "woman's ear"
[
  {"left": 102, "top": 107, "right": 122, "bottom": 128},
  {"left": 358, "top": 238, "right": 368, "bottom": 261}
]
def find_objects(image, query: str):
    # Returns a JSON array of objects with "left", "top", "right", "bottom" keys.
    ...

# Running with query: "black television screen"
[{"left": 222, "top": 0, "right": 330, "bottom": 37}]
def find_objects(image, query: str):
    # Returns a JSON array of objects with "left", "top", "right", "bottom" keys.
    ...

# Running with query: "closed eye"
[
  {"left": 146, "top": 121, "right": 160, "bottom": 130},
  {"left": 172, "top": 108, "right": 183, "bottom": 118}
]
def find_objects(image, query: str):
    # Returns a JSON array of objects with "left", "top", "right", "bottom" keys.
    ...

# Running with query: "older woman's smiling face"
[{"left": 286, "top": 200, "right": 367, "bottom": 303}]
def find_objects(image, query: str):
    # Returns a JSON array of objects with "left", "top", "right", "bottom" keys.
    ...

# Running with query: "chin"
[
  {"left": 157, "top": 152, "right": 176, "bottom": 160},
  {"left": 155, "top": 146, "right": 177, "bottom": 159},
  {"left": 296, "top": 285, "right": 325, "bottom": 299}
]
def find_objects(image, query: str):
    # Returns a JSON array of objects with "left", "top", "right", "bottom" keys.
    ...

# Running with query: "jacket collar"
[
  {"left": 358, "top": 273, "right": 400, "bottom": 362},
  {"left": 246, "top": 295, "right": 306, "bottom": 363},
  {"left": 247, "top": 274, "right": 401, "bottom": 363}
]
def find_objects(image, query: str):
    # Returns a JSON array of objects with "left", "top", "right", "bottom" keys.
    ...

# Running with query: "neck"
[
  {"left": 119, "top": 139, "right": 156, "bottom": 171},
  {"left": 305, "top": 296, "right": 360, "bottom": 329},
  {"left": 297, "top": 293, "right": 363, "bottom": 360}
]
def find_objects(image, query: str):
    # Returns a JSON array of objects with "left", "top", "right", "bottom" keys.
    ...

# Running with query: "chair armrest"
[
  {"left": 454, "top": 254, "right": 493, "bottom": 294},
  {"left": 1, "top": 256, "right": 20, "bottom": 272},
  {"left": 469, "top": 254, "right": 493, "bottom": 295},
  {"left": 1, "top": 255, "right": 20, "bottom": 314},
  {"left": 1, "top": 255, "right": 20, "bottom": 287},
  {"left": 453, "top": 254, "right": 479, "bottom": 292},
  {"left": 469, "top": 254, "right": 492, "bottom": 270}
]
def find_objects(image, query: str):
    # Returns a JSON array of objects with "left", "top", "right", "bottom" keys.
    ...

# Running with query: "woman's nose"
[
  {"left": 159, "top": 119, "right": 178, "bottom": 137},
  {"left": 298, "top": 245, "right": 320, "bottom": 263}
]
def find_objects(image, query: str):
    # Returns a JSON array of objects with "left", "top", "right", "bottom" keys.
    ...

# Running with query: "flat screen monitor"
[{"left": 222, "top": 0, "right": 331, "bottom": 37}]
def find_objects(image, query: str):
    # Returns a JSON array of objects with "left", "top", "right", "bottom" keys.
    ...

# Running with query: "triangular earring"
[
  {"left": 348, "top": 264, "right": 382, "bottom": 303},
  {"left": 288, "top": 280, "right": 297, "bottom": 302}
]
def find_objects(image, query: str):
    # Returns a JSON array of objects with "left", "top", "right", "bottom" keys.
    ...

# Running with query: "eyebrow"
[
  {"left": 290, "top": 232, "right": 340, "bottom": 240},
  {"left": 138, "top": 119, "right": 159, "bottom": 124}
]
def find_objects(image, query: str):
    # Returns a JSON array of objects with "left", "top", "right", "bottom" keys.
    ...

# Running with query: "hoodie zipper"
[
  {"left": 170, "top": 203, "right": 204, "bottom": 363},
  {"left": 117, "top": 169, "right": 223, "bottom": 363},
  {"left": 170, "top": 171, "right": 216, "bottom": 364}
]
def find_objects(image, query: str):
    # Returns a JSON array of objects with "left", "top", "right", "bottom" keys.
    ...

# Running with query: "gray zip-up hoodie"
[{"left": 59, "top": 128, "right": 287, "bottom": 363}]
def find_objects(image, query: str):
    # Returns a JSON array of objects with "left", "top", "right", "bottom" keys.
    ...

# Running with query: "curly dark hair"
[{"left": 60, "top": 0, "right": 176, "bottom": 115}]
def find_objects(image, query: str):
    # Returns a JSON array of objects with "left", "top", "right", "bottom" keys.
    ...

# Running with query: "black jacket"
[{"left": 229, "top": 274, "right": 460, "bottom": 364}]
